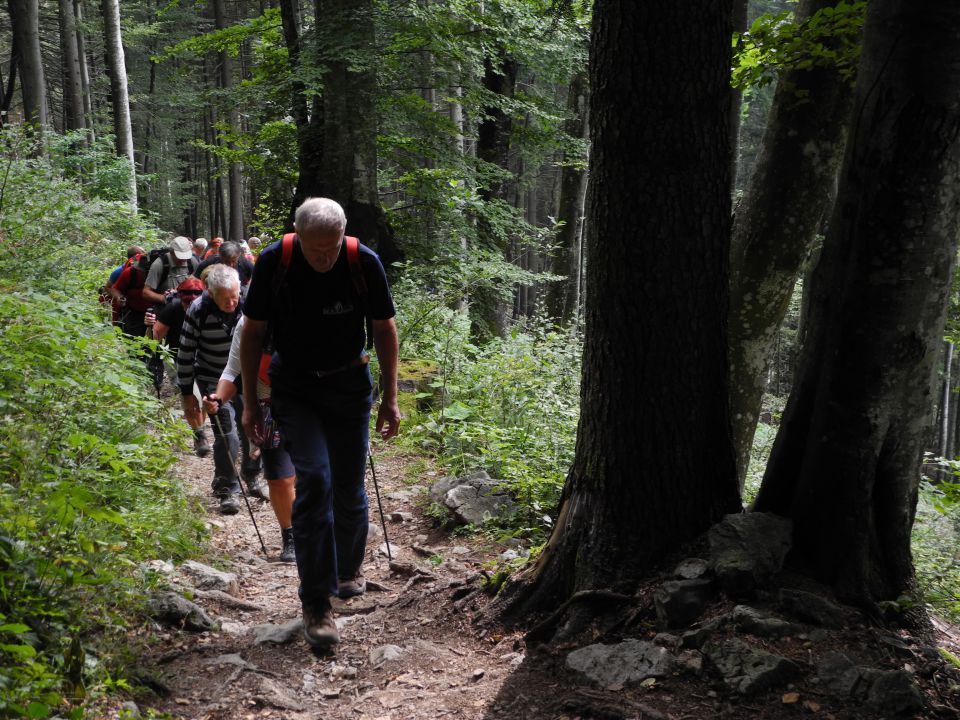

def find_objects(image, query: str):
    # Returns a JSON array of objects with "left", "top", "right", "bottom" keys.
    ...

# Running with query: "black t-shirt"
[
  {"left": 194, "top": 255, "right": 254, "bottom": 285},
  {"left": 157, "top": 298, "right": 187, "bottom": 350},
  {"left": 243, "top": 238, "right": 395, "bottom": 371}
]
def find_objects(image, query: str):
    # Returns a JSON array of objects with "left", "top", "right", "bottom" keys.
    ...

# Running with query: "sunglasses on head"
[{"left": 179, "top": 290, "right": 201, "bottom": 298}]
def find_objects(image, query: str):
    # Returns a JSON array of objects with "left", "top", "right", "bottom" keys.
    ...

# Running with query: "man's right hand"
[
  {"left": 202, "top": 394, "right": 220, "bottom": 414},
  {"left": 243, "top": 401, "right": 264, "bottom": 446}
]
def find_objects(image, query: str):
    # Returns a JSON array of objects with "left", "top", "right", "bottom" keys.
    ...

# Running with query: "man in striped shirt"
[{"left": 177, "top": 264, "right": 265, "bottom": 514}]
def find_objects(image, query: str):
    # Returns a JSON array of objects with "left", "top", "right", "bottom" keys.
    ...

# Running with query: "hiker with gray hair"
[
  {"left": 194, "top": 239, "right": 255, "bottom": 285},
  {"left": 178, "top": 264, "right": 266, "bottom": 515},
  {"left": 240, "top": 196, "right": 400, "bottom": 648}
]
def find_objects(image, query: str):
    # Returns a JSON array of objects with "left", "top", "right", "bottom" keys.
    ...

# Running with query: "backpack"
[
  {"left": 131, "top": 249, "right": 198, "bottom": 292},
  {"left": 258, "top": 234, "right": 373, "bottom": 385}
]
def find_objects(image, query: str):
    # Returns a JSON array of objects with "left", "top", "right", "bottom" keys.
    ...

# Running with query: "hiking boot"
[
  {"left": 279, "top": 528, "right": 296, "bottom": 563},
  {"left": 219, "top": 493, "right": 241, "bottom": 516},
  {"left": 193, "top": 429, "right": 211, "bottom": 458},
  {"left": 245, "top": 476, "right": 269, "bottom": 501},
  {"left": 338, "top": 575, "right": 366, "bottom": 599},
  {"left": 302, "top": 602, "right": 339, "bottom": 648}
]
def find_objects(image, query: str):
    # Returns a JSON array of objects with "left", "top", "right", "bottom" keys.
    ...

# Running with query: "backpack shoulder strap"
[
  {"left": 345, "top": 236, "right": 368, "bottom": 297},
  {"left": 345, "top": 236, "right": 373, "bottom": 350}
]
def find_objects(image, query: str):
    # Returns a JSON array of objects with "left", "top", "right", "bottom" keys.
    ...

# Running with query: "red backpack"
[{"left": 257, "top": 233, "right": 372, "bottom": 385}]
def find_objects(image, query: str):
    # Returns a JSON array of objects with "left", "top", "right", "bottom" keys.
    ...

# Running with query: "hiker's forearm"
[{"left": 240, "top": 318, "right": 268, "bottom": 404}]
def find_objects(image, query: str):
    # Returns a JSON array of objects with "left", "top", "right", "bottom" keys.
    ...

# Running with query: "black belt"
[{"left": 309, "top": 353, "right": 369, "bottom": 379}]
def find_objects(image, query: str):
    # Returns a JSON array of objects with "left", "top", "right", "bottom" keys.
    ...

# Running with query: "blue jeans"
[
  {"left": 197, "top": 380, "right": 261, "bottom": 495},
  {"left": 271, "top": 361, "right": 372, "bottom": 607}
]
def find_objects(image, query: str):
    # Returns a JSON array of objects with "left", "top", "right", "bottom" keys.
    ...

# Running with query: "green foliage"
[
  {"left": 394, "top": 266, "right": 581, "bottom": 539},
  {"left": 0, "top": 129, "right": 204, "bottom": 718},
  {"left": 732, "top": 1, "right": 865, "bottom": 91},
  {"left": 912, "top": 477, "right": 960, "bottom": 624}
]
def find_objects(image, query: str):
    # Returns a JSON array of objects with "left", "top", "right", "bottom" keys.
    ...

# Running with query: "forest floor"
[{"left": 114, "top": 433, "right": 960, "bottom": 720}]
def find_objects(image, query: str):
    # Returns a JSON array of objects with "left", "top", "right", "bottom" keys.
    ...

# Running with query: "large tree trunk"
[
  {"left": 100, "top": 0, "right": 137, "bottom": 212},
  {"left": 58, "top": 0, "right": 84, "bottom": 132},
  {"left": 728, "top": 0, "right": 857, "bottom": 490},
  {"left": 296, "top": 0, "right": 398, "bottom": 263},
  {"left": 213, "top": 0, "right": 245, "bottom": 241},
  {"left": 545, "top": 70, "right": 589, "bottom": 326},
  {"left": 8, "top": 0, "right": 48, "bottom": 133},
  {"left": 754, "top": 0, "right": 960, "bottom": 607},
  {"left": 498, "top": 0, "right": 740, "bottom": 631}
]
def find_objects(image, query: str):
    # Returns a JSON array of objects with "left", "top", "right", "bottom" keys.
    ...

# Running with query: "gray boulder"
[
  {"left": 252, "top": 618, "right": 303, "bottom": 645},
  {"left": 566, "top": 639, "right": 674, "bottom": 688},
  {"left": 680, "top": 616, "right": 728, "bottom": 649},
  {"left": 817, "top": 652, "right": 923, "bottom": 715},
  {"left": 708, "top": 513, "right": 792, "bottom": 598},
  {"left": 429, "top": 471, "right": 517, "bottom": 525},
  {"left": 731, "top": 605, "right": 798, "bottom": 638},
  {"left": 146, "top": 592, "right": 217, "bottom": 632},
  {"left": 370, "top": 644, "right": 406, "bottom": 667},
  {"left": 654, "top": 579, "right": 714, "bottom": 629},
  {"left": 703, "top": 638, "right": 800, "bottom": 695},
  {"left": 673, "top": 558, "right": 710, "bottom": 580},
  {"left": 779, "top": 589, "right": 847, "bottom": 629},
  {"left": 177, "top": 560, "right": 239, "bottom": 596}
]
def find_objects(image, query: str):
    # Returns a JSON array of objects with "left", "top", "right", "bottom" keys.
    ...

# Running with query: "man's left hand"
[{"left": 375, "top": 398, "right": 401, "bottom": 440}]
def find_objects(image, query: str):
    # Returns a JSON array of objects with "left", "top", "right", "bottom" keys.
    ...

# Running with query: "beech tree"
[
  {"left": 8, "top": 0, "right": 47, "bottom": 132},
  {"left": 754, "top": 0, "right": 960, "bottom": 608},
  {"left": 728, "top": 0, "right": 860, "bottom": 487},
  {"left": 101, "top": 0, "right": 137, "bottom": 210},
  {"left": 499, "top": 0, "right": 741, "bottom": 630}
]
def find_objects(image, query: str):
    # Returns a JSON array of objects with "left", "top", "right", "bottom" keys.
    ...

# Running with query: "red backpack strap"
[
  {"left": 345, "top": 236, "right": 367, "bottom": 296},
  {"left": 257, "top": 351, "right": 273, "bottom": 386},
  {"left": 344, "top": 236, "right": 374, "bottom": 350},
  {"left": 280, "top": 233, "right": 295, "bottom": 270}
]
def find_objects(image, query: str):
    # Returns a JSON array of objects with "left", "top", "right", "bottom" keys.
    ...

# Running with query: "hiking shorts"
[{"left": 262, "top": 444, "right": 295, "bottom": 482}]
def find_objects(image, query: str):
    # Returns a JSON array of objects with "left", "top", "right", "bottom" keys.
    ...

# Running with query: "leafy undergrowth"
[{"left": 0, "top": 128, "right": 205, "bottom": 718}]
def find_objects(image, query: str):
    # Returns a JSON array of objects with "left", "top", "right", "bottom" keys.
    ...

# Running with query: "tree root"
[{"left": 525, "top": 589, "right": 636, "bottom": 644}]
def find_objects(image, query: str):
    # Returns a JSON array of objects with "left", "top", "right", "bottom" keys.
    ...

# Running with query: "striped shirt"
[{"left": 176, "top": 294, "right": 241, "bottom": 394}]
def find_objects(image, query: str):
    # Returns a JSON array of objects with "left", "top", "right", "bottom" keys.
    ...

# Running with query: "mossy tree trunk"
[
  {"left": 8, "top": 0, "right": 48, "bottom": 134},
  {"left": 728, "top": 0, "right": 858, "bottom": 491},
  {"left": 498, "top": 0, "right": 740, "bottom": 628},
  {"left": 754, "top": 0, "right": 960, "bottom": 607}
]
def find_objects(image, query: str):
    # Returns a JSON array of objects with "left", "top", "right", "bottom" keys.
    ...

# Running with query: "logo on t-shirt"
[{"left": 322, "top": 301, "right": 354, "bottom": 316}]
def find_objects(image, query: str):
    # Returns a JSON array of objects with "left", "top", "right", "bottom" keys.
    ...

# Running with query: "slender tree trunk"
[
  {"left": 728, "top": 0, "right": 858, "bottom": 491},
  {"left": 754, "top": 0, "right": 960, "bottom": 607},
  {"left": 1, "top": 34, "right": 18, "bottom": 124},
  {"left": 8, "top": 0, "right": 48, "bottom": 134},
  {"left": 74, "top": 0, "right": 94, "bottom": 139},
  {"left": 100, "top": 0, "right": 137, "bottom": 212},
  {"left": 58, "top": 0, "right": 85, "bottom": 132},
  {"left": 730, "top": 0, "right": 749, "bottom": 191},
  {"left": 546, "top": 70, "right": 589, "bottom": 325},
  {"left": 213, "top": 0, "right": 245, "bottom": 241},
  {"left": 940, "top": 342, "right": 954, "bottom": 459},
  {"left": 498, "top": 0, "right": 739, "bottom": 631},
  {"left": 471, "top": 50, "right": 518, "bottom": 339}
]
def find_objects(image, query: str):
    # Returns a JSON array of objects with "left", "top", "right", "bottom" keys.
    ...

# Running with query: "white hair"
[
  {"left": 294, "top": 197, "right": 346, "bottom": 235},
  {"left": 193, "top": 237, "right": 208, "bottom": 250},
  {"left": 205, "top": 263, "right": 240, "bottom": 292}
]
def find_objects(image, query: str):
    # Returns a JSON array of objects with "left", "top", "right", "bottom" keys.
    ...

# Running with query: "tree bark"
[
  {"left": 295, "top": 0, "right": 398, "bottom": 263},
  {"left": 100, "top": 0, "right": 137, "bottom": 211},
  {"left": 754, "top": 0, "right": 960, "bottom": 606},
  {"left": 58, "top": 0, "right": 85, "bottom": 132},
  {"left": 470, "top": 49, "right": 518, "bottom": 339},
  {"left": 728, "top": 0, "right": 857, "bottom": 491},
  {"left": 8, "top": 0, "right": 48, "bottom": 133},
  {"left": 498, "top": 0, "right": 740, "bottom": 628},
  {"left": 940, "top": 342, "right": 953, "bottom": 459},
  {"left": 546, "top": 70, "right": 589, "bottom": 325},
  {"left": 212, "top": 0, "right": 245, "bottom": 241},
  {"left": 74, "top": 0, "right": 94, "bottom": 140}
]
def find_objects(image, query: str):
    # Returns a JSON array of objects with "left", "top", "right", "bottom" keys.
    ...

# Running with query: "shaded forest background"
[{"left": 1, "top": 0, "right": 959, "bottom": 717}]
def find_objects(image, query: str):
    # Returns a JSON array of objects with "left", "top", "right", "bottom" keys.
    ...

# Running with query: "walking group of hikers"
[{"left": 103, "top": 198, "right": 401, "bottom": 649}]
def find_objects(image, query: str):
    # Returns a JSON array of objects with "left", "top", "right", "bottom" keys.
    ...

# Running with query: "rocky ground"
[{"left": 114, "top": 439, "right": 960, "bottom": 720}]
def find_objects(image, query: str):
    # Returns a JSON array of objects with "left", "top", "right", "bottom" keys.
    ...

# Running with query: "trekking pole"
[
  {"left": 209, "top": 410, "right": 270, "bottom": 558},
  {"left": 367, "top": 444, "right": 392, "bottom": 561}
]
